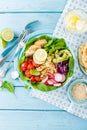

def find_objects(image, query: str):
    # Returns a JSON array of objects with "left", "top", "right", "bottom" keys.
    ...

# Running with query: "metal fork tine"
[{"left": 21, "top": 29, "right": 31, "bottom": 41}]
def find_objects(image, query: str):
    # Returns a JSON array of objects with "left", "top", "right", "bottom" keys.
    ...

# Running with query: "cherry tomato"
[
  {"left": 35, "top": 76, "right": 41, "bottom": 82},
  {"left": 30, "top": 76, "right": 35, "bottom": 82},
  {"left": 27, "top": 63, "right": 35, "bottom": 70},
  {"left": 32, "top": 61, "right": 40, "bottom": 68},
  {"left": 21, "top": 62, "right": 28, "bottom": 71},
  {"left": 25, "top": 70, "right": 32, "bottom": 78},
  {"left": 27, "top": 57, "right": 33, "bottom": 63}
]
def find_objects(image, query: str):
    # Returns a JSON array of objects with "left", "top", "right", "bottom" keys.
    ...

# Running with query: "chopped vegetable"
[
  {"left": 30, "top": 76, "right": 35, "bottom": 82},
  {"left": 35, "top": 76, "right": 41, "bottom": 82},
  {"left": 54, "top": 73, "right": 65, "bottom": 82},
  {"left": 47, "top": 79, "right": 54, "bottom": 85},
  {"left": 21, "top": 62, "right": 28, "bottom": 71},
  {"left": 56, "top": 60, "right": 69, "bottom": 74},
  {"left": 42, "top": 76, "right": 48, "bottom": 84},
  {"left": 25, "top": 70, "right": 32, "bottom": 78},
  {"left": 30, "top": 69, "right": 40, "bottom": 76},
  {"left": 32, "top": 61, "right": 40, "bottom": 67},
  {"left": 43, "top": 38, "right": 67, "bottom": 54},
  {"left": 27, "top": 63, "right": 35, "bottom": 70},
  {"left": 53, "top": 49, "right": 71, "bottom": 64},
  {"left": 54, "top": 83, "right": 61, "bottom": 87},
  {"left": 0, "top": 38, "right": 7, "bottom": 48}
]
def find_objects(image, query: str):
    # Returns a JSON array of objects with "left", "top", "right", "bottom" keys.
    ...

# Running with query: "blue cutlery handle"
[{"left": 1, "top": 38, "right": 19, "bottom": 57}]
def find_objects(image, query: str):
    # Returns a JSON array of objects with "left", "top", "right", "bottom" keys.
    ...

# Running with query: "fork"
[
  {"left": 0, "top": 20, "right": 39, "bottom": 67},
  {"left": 0, "top": 30, "right": 28, "bottom": 67},
  {"left": 0, "top": 29, "right": 31, "bottom": 78}
]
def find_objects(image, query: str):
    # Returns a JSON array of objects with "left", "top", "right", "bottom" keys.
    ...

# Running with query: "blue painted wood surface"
[{"left": 0, "top": 0, "right": 87, "bottom": 130}]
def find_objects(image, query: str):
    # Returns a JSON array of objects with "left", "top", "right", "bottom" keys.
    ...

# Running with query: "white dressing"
[{"left": 11, "top": 71, "right": 19, "bottom": 79}]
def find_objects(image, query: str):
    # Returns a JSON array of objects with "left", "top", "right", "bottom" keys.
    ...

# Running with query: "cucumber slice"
[
  {"left": 30, "top": 69, "right": 40, "bottom": 76},
  {"left": 1, "top": 28, "right": 14, "bottom": 42}
]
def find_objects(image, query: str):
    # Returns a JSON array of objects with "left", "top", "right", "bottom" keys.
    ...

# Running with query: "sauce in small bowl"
[
  {"left": 64, "top": 9, "right": 87, "bottom": 34},
  {"left": 68, "top": 79, "right": 87, "bottom": 105}
]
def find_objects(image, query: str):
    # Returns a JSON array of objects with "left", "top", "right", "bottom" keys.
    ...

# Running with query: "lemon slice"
[
  {"left": 33, "top": 55, "right": 44, "bottom": 64},
  {"left": 0, "top": 38, "right": 7, "bottom": 48},
  {"left": 1, "top": 28, "right": 14, "bottom": 42},
  {"left": 64, "top": 10, "right": 80, "bottom": 31},
  {"left": 33, "top": 49, "right": 47, "bottom": 62}
]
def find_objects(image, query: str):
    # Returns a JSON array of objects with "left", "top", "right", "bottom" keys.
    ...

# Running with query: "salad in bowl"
[{"left": 18, "top": 33, "right": 74, "bottom": 92}]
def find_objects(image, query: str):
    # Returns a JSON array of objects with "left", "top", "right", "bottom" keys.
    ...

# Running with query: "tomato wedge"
[
  {"left": 21, "top": 62, "right": 28, "bottom": 71},
  {"left": 25, "top": 70, "right": 32, "bottom": 78},
  {"left": 32, "top": 61, "right": 40, "bottom": 67},
  {"left": 35, "top": 76, "right": 41, "bottom": 82}
]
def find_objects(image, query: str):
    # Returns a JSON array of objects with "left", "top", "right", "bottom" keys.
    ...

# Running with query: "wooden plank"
[
  {"left": 0, "top": 13, "right": 60, "bottom": 34},
  {"left": 0, "top": 13, "right": 60, "bottom": 54},
  {"left": 0, "top": 0, "right": 67, "bottom": 12},
  {"left": 0, "top": 86, "right": 60, "bottom": 110},
  {"left": 0, "top": 111, "right": 86, "bottom": 130}
]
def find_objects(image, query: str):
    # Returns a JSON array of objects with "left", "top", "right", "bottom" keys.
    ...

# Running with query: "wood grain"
[
  {"left": 0, "top": 87, "right": 60, "bottom": 110},
  {"left": 0, "top": 0, "right": 67, "bottom": 12},
  {"left": 0, "top": 111, "right": 86, "bottom": 130}
]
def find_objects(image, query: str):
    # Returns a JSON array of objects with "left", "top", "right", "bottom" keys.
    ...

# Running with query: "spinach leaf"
[
  {"left": 31, "top": 82, "right": 57, "bottom": 92},
  {"left": 38, "top": 35, "right": 52, "bottom": 42},
  {"left": 66, "top": 56, "right": 74, "bottom": 78},
  {"left": 20, "top": 71, "right": 29, "bottom": 81},
  {"left": 69, "top": 56, "right": 74, "bottom": 70},
  {"left": 43, "top": 38, "right": 67, "bottom": 54},
  {"left": 44, "top": 39, "right": 53, "bottom": 47},
  {"left": 2, "top": 81, "right": 15, "bottom": 93},
  {"left": 24, "top": 84, "right": 31, "bottom": 89}
]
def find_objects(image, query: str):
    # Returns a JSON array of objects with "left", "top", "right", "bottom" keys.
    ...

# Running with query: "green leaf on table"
[
  {"left": 24, "top": 84, "right": 30, "bottom": 89},
  {"left": 2, "top": 81, "right": 15, "bottom": 93}
]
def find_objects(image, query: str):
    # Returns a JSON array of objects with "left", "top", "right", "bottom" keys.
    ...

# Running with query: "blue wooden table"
[{"left": 0, "top": 0, "right": 87, "bottom": 129}]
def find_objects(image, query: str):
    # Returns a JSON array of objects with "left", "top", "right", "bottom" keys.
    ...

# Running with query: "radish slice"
[
  {"left": 50, "top": 79, "right": 57, "bottom": 84},
  {"left": 42, "top": 76, "right": 48, "bottom": 84},
  {"left": 54, "top": 83, "right": 62, "bottom": 87},
  {"left": 48, "top": 72, "right": 54, "bottom": 79},
  {"left": 54, "top": 73, "right": 63, "bottom": 82},
  {"left": 61, "top": 74, "right": 66, "bottom": 82},
  {"left": 47, "top": 80, "right": 53, "bottom": 85}
]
